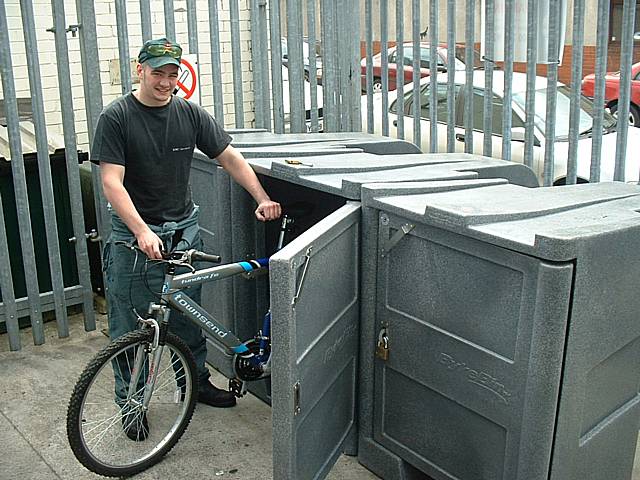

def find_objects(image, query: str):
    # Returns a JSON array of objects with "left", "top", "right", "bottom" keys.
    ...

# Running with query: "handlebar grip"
[{"left": 192, "top": 251, "right": 222, "bottom": 263}]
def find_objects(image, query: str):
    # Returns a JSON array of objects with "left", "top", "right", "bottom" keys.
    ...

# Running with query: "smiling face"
[{"left": 135, "top": 62, "right": 179, "bottom": 106}]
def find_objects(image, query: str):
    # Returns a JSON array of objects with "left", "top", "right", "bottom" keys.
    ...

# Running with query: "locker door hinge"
[
  {"left": 293, "top": 381, "right": 301, "bottom": 415},
  {"left": 381, "top": 223, "right": 415, "bottom": 257},
  {"left": 291, "top": 247, "right": 313, "bottom": 307}
]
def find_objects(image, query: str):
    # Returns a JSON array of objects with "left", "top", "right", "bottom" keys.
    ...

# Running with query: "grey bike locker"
[
  {"left": 191, "top": 150, "right": 539, "bottom": 379},
  {"left": 226, "top": 151, "right": 538, "bottom": 359},
  {"left": 189, "top": 145, "right": 540, "bottom": 479},
  {"left": 358, "top": 181, "right": 640, "bottom": 480}
]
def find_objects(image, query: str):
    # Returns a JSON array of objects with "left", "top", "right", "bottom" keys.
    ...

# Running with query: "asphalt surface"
[{"left": 0, "top": 313, "right": 379, "bottom": 480}]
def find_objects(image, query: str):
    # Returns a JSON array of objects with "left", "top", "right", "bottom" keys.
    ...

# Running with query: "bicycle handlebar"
[
  {"left": 190, "top": 251, "right": 222, "bottom": 264},
  {"left": 113, "top": 241, "right": 222, "bottom": 264},
  {"left": 112, "top": 204, "right": 313, "bottom": 265}
]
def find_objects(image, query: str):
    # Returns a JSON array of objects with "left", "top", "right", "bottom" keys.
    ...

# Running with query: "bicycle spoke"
[{"left": 68, "top": 331, "right": 197, "bottom": 476}]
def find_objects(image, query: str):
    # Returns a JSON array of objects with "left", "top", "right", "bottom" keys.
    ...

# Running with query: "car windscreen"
[
  {"left": 400, "top": 47, "right": 446, "bottom": 69},
  {"left": 512, "top": 86, "right": 617, "bottom": 139},
  {"left": 453, "top": 46, "right": 483, "bottom": 69}
]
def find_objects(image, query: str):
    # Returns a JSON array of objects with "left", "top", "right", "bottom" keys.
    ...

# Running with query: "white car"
[
  {"left": 282, "top": 64, "right": 323, "bottom": 132},
  {"left": 365, "top": 70, "right": 640, "bottom": 184},
  {"left": 281, "top": 37, "right": 323, "bottom": 83}
]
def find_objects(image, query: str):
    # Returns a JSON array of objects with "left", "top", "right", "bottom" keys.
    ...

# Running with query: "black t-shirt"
[{"left": 91, "top": 93, "right": 231, "bottom": 224}]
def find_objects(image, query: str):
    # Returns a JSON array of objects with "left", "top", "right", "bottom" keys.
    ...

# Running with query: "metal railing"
[
  {"left": 0, "top": 0, "right": 637, "bottom": 349},
  {"left": 361, "top": 0, "right": 639, "bottom": 186}
]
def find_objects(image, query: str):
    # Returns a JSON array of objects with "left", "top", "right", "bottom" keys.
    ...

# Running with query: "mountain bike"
[{"left": 66, "top": 208, "right": 300, "bottom": 477}]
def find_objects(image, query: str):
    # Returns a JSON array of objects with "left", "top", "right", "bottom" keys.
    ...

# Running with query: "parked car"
[
  {"left": 281, "top": 37, "right": 323, "bottom": 83},
  {"left": 581, "top": 62, "right": 640, "bottom": 127},
  {"left": 360, "top": 42, "right": 482, "bottom": 93},
  {"left": 282, "top": 65, "right": 323, "bottom": 132},
  {"left": 365, "top": 70, "right": 640, "bottom": 184}
]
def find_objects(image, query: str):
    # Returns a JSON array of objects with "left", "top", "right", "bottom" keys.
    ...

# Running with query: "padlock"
[{"left": 375, "top": 330, "right": 389, "bottom": 361}]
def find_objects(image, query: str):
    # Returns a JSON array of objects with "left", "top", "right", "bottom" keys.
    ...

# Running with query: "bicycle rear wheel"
[{"left": 67, "top": 329, "right": 197, "bottom": 477}]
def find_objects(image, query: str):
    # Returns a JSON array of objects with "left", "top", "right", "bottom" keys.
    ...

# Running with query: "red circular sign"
[{"left": 176, "top": 58, "right": 197, "bottom": 99}]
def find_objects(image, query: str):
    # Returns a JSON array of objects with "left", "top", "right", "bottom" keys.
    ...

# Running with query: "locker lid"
[
  {"left": 364, "top": 181, "right": 640, "bottom": 260},
  {"left": 238, "top": 143, "right": 362, "bottom": 159},
  {"left": 246, "top": 153, "right": 537, "bottom": 199},
  {"left": 228, "top": 131, "right": 420, "bottom": 152}
]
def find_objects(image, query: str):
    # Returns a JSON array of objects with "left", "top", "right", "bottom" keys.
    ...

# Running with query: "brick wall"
[
  {"left": 360, "top": 41, "right": 640, "bottom": 88},
  {"left": 513, "top": 45, "right": 640, "bottom": 87}
]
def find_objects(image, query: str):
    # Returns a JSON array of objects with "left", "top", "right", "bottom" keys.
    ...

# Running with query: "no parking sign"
[{"left": 174, "top": 55, "right": 200, "bottom": 104}]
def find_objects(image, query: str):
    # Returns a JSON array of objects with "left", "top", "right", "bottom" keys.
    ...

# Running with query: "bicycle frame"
[
  {"left": 123, "top": 260, "right": 268, "bottom": 411},
  {"left": 159, "top": 257, "right": 270, "bottom": 355}
]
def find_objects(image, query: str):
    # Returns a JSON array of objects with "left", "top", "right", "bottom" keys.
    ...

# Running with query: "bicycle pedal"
[{"left": 229, "top": 378, "right": 247, "bottom": 397}]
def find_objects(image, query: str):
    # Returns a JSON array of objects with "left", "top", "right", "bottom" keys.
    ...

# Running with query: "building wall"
[
  {"left": 359, "top": 0, "right": 601, "bottom": 46},
  {"left": 519, "top": 44, "right": 640, "bottom": 86},
  {"left": 1, "top": 0, "right": 255, "bottom": 152},
  {"left": 358, "top": 0, "right": 638, "bottom": 86}
]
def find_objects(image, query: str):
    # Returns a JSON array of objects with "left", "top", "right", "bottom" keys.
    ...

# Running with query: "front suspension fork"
[{"left": 126, "top": 304, "right": 171, "bottom": 409}]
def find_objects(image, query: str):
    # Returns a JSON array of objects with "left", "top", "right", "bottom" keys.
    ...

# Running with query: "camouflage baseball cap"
[{"left": 138, "top": 38, "right": 182, "bottom": 68}]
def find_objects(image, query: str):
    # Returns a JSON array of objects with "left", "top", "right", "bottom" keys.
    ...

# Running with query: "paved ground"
[
  {"left": 0, "top": 313, "right": 379, "bottom": 480},
  {"left": 2, "top": 314, "right": 640, "bottom": 480}
]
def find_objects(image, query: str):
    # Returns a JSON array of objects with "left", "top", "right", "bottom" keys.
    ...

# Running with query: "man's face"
[{"left": 136, "top": 63, "right": 179, "bottom": 106}]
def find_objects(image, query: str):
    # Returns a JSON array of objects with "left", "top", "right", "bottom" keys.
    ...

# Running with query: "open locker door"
[{"left": 269, "top": 202, "right": 361, "bottom": 480}]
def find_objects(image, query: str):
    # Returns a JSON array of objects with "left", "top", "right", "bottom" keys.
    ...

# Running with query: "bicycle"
[{"left": 66, "top": 208, "right": 301, "bottom": 477}]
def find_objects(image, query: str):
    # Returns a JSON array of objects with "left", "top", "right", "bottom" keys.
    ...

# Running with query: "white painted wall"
[
  {"left": 1, "top": 0, "right": 255, "bottom": 152},
  {"left": 359, "top": 0, "right": 600, "bottom": 47}
]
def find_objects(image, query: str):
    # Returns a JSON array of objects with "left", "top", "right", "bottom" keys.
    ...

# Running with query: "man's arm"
[
  {"left": 101, "top": 162, "right": 164, "bottom": 259},
  {"left": 216, "top": 145, "right": 281, "bottom": 221}
]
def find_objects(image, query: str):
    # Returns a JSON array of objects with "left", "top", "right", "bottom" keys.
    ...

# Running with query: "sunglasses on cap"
[{"left": 143, "top": 43, "right": 182, "bottom": 58}]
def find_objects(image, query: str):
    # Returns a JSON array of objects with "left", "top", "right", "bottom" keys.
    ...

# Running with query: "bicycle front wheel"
[{"left": 67, "top": 329, "right": 197, "bottom": 477}]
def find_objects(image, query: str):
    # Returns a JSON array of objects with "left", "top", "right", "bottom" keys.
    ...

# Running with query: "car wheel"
[
  {"left": 372, "top": 78, "right": 383, "bottom": 93},
  {"left": 610, "top": 102, "right": 640, "bottom": 127}
]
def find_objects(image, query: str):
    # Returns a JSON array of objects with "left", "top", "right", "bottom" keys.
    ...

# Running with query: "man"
[{"left": 91, "top": 38, "right": 281, "bottom": 429}]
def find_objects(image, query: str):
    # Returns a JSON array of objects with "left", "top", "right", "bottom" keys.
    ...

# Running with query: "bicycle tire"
[{"left": 67, "top": 329, "right": 198, "bottom": 477}]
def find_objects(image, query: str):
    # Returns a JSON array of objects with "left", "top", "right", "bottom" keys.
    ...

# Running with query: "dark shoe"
[
  {"left": 198, "top": 379, "right": 237, "bottom": 408},
  {"left": 121, "top": 408, "right": 149, "bottom": 441}
]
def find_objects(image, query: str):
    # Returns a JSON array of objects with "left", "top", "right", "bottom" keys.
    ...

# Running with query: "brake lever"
[{"left": 160, "top": 249, "right": 197, "bottom": 272}]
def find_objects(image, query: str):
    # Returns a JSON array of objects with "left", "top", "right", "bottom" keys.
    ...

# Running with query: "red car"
[
  {"left": 581, "top": 62, "right": 640, "bottom": 127},
  {"left": 360, "top": 42, "right": 482, "bottom": 93}
]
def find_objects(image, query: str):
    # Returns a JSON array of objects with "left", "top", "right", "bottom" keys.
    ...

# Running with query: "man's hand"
[
  {"left": 217, "top": 146, "right": 282, "bottom": 222},
  {"left": 136, "top": 228, "right": 164, "bottom": 259},
  {"left": 255, "top": 200, "right": 282, "bottom": 221}
]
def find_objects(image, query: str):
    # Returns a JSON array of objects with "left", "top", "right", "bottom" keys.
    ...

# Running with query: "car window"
[
  {"left": 394, "top": 83, "right": 460, "bottom": 120},
  {"left": 281, "top": 38, "right": 313, "bottom": 63},
  {"left": 390, "top": 88, "right": 413, "bottom": 115},
  {"left": 458, "top": 88, "right": 525, "bottom": 135},
  {"left": 402, "top": 47, "right": 445, "bottom": 69},
  {"left": 512, "top": 86, "right": 616, "bottom": 138},
  {"left": 634, "top": 69, "right": 640, "bottom": 81}
]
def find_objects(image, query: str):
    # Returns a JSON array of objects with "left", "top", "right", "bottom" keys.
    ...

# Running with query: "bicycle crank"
[{"left": 233, "top": 339, "right": 271, "bottom": 381}]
